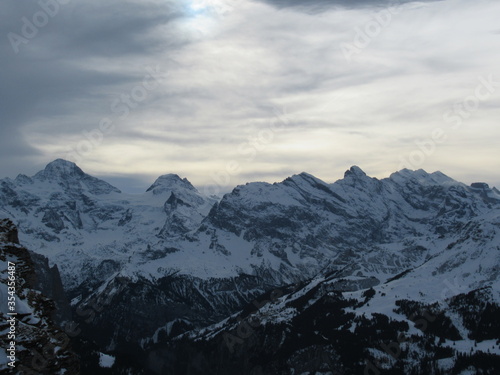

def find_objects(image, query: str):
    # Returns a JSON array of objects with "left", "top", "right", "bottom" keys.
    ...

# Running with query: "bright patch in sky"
[
  {"left": 189, "top": 0, "right": 208, "bottom": 12},
  {"left": 184, "top": 0, "right": 226, "bottom": 35},
  {"left": 187, "top": 0, "right": 233, "bottom": 16}
]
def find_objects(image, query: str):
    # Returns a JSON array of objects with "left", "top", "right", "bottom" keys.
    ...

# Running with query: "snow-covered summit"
[
  {"left": 34, "top": 159, "right": 84, "bottom": 179},
  {"left": 389, "top": 168, "right": 457, "bottom": 187},
  {"left": 30, "top": 159, "right": 122, "bottom": 195},
  {"left": 0, "top": 160, "right": 217, "bottom": 286},
  {"left": 344, "top": 165, "right": 367, "bottom": 178},
  {"left": 146, "top": 173, "right": 197, "bottom": 195}
]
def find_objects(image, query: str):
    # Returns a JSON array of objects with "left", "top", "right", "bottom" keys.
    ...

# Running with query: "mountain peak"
[
  {"left": 284, "top": 172, "right": 331, "bottom": 190},
  {"left": 390, "top": 168, "right": 427, "bottom": 179},
  {"left": 298, "top": 171, "right": 315, "bottom": 178},
  {"left": 471, "top": 182, "right": 490, "bottom": 190},
  {"left": 47, "top": 158, "right": 80, "bottom": 169},
  {"left": 389, "top": 168, "right": 455, "bottom": 186},
  {"left": 35, "top": 159, "right": 84, "bottom": 180},
  {"left": 344, "top": 166, "right": 367, "bottom": 178},
  {"left": 146, "top": 174, "right": 196, "bottom": 194},
  {"left": 32, "top": 159, "right": 121, "bottom": 194}
]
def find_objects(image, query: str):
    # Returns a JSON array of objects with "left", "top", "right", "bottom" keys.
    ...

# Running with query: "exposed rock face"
[
  {"left": 75, "top": 273, "right": 271, "bottom": 351},
  {"left": 471, "top": 182, "right": 489, "bottom": 190},
  {"left": 0, "top": 218, "right": 19, "bottom": 243},
  {"left": 30, "top": 252, "right": 72, "bottom": 324},
  {"left": 0, "top": 219, "right": 79, "bottom": 374}
]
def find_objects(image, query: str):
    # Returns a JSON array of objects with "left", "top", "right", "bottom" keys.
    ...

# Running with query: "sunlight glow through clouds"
[
  {"left": 182, "top": 0, "right": 235, "bottom": 35},
  {"left": 188, "top": 0, "right": 209, "bottom": 12}
]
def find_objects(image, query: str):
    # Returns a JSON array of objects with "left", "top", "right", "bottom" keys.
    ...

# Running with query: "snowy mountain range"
[{"left": 1, "top": 159, "right": 499, "bottom": 374}]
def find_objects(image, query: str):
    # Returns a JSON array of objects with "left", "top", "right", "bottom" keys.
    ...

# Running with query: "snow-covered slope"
[
  {"left": 1, "top": 160, "right": 499, "bottom": 372},
  {"left": 0, "top": 159, "right": 217, "bottom": 289},
  {"left": 137, "top": 166, "right": 499, "bottom": 374},
  {"left": 2, "top": 160, "right": 498, "bottom": 291},
  {"left": 162, "top": 211, "right": 500, "bottom": 374}
]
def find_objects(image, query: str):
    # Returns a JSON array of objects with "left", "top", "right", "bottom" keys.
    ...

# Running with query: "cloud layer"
[{"left": 1, "top": 0, "right": 499, "bottom": 192}]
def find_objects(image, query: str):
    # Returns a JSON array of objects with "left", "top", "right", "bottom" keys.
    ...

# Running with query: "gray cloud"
[
  {"left": 0, "top": 0, "right": 499, "bottom": 192},
  {"left": 0, "top": 0, "right": 186, "bottom": 177},
  {"left": 254, "top": 0, "right": 442, "bottom": 12}
]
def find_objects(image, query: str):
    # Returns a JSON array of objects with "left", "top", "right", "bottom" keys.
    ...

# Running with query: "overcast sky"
[{"left": 1, "top": 0, "right": 499, "bottom": 193}]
